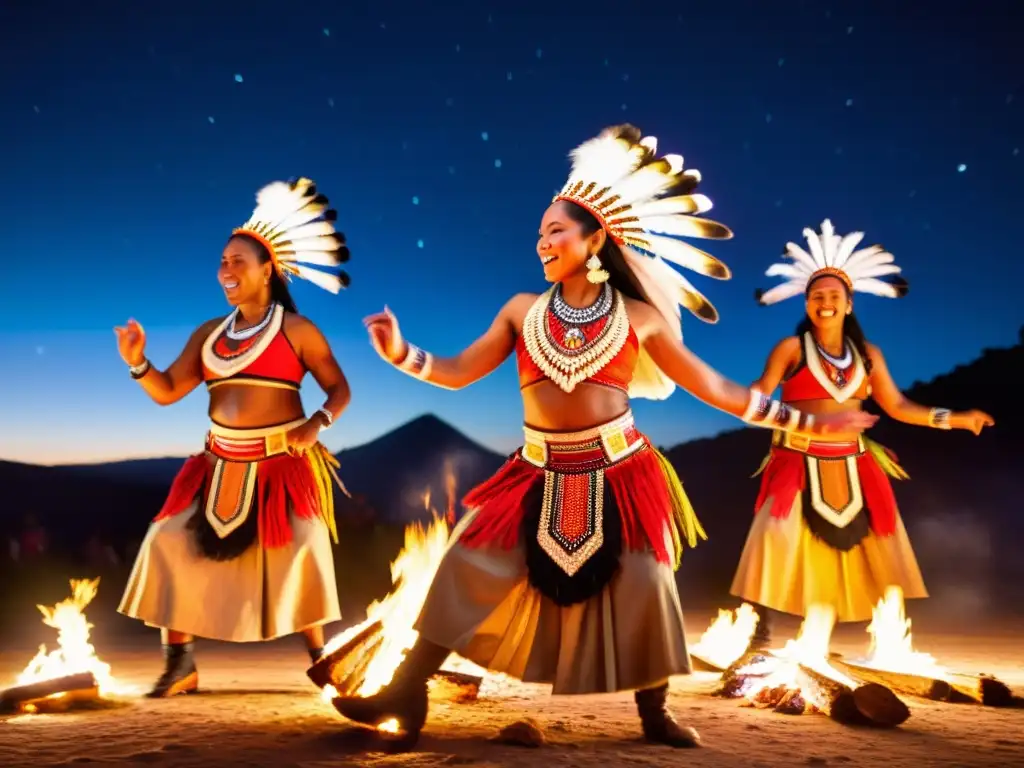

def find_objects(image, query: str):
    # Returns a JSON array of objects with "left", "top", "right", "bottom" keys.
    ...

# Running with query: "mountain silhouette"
[{"left": 2, "top": 338, "right": 1021, "bottom": 616}]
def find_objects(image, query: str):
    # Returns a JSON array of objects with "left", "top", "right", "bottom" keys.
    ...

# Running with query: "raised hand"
[
  {"left": 954, "top": 409, "right": 995, "bottom": 435},
  {"left": 814, "top": 409, "right": 880, "bottom": 435},
  {"left": 114, "top": 318, "right": 147, "bottom": 366},
  {"left": 363, "top": 306, "right": 406, "bottom": 363}
]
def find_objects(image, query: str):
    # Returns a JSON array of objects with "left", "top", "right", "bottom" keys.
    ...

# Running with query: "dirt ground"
[{"left": 1, "top": 611, "right": 1023, "bottom": 768}]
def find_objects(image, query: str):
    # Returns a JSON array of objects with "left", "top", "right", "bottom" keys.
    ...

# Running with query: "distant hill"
[{"left": 3, "top": 339, "right": 1021, "bottom": 613}]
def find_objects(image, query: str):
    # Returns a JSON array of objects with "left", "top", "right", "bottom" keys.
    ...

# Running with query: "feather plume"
[
  {"left": 234, "top": 177, "right": 350, "bottom": 294},
  {"left": 757, "top": 219, "right": 908, "bottom": 306}
]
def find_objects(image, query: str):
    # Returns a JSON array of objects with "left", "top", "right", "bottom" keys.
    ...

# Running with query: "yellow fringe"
[
  {"left": 651, "top": 448, "right": 707, "bottom": 569},
  {"left": 305, "top": 444, "right": 349, "bottom": 545},
  {"left": 864, "top": 436, "right": 910, "bottom": 481},
  {"left": 751, "top": 449, "right": 772, "bottom": 478}
]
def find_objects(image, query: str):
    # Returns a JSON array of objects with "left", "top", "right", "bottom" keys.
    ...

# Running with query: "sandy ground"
[{"left": 1, "top": 612, "right": 1023, "bottom": 768}]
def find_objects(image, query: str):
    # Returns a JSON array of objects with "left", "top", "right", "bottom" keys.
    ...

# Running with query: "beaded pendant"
[{"left": 521, "top": 284, "right": 630, "bottom": 393}]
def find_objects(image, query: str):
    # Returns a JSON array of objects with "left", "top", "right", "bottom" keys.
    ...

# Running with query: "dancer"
[
  {"left": 116, "top": 178, "right": 353, "bottom": 697},
  {"left": 330, "top": 126, "right": 874, "bottom": 747},
  {"left": 731, "top": 219, "right": 995, "bottom": 650}
]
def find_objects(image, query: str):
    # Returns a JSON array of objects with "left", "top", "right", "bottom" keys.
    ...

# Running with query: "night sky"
[{"left": 1, "top": 0, "right": 1020, "bottom": 465}]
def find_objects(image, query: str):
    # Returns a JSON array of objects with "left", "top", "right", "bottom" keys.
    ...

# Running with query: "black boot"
[
  {"left": 308, "top": 646, "right": 324, "bottom": 664},
  {"left": 147, "top": 642, "right": 199, "bottom": 698},
  {"left": 635, "top": 683, "right": 701, "bottom": 747},
  {"left": 331, "top": 638, "right": 450, "bottom": 741},
  {"left": 746, "top": 603, "right": 772, "bottom": 652}
]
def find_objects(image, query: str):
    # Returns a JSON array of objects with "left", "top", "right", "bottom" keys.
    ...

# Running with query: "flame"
[
  {"left": 13, "top": 578, "right": 136, "bottom": 706},
  {"left": 734, "top": 604, "right": 858, "bottom": 705},
  {"left": 320, "top": 462, "right": 520, "bottom": 716},
  {"left": 859, "top": 586, "right": 949, "bottom": 679},
  {"left": 691, "top": 604, "right": 759, "bottom": 670}
]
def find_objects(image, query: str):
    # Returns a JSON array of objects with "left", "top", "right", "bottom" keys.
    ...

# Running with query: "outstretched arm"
[
  {"left": 367, "top": 294, "right": 530, "bottom": 390},
  {"left": 868, "top": 343, "right": 995, "bottom": 434},
  {"left": 751, "top": 336, "right": 801, "bottom": 394},
  {"left": 125, "top": 319, "right": 220, "bottom": 406},
  {"left": 639, "top": 307, "right": 875, "bottom": 436}
]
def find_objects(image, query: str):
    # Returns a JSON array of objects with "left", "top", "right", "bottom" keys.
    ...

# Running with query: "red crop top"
[
  {"left": 515, "top": 326, "right": 640, "bottom": 393},
  {"left": 203, "top": 324, "right": 306, "bottom": 390},
  {"left": 781, "top": 332, "right": 870, "bottom": 403}
]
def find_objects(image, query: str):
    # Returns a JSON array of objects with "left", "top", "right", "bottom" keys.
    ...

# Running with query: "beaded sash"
[{"left": 523, "top": 412, "right": 643, "bottom": 576}]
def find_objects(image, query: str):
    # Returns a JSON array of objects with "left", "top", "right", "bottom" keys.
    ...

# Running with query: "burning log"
[
  {"left": 830, "top": 655, "right": 1015, "bottom": 707},
  {"left": 714, "top": 650, "right": 776, "bottom": 699},
  {"left": 946, "top": 672, "right": 1015, "bottom": 708},
  {"left": 308, "top": 619, "right": 385, "bottom": 694},
  {"left": 795, "top": 663, "right": 910, "bottom": 728},
  {"left": 830, "top": 656, "right": 953, "bottom": 702},
  {"left": 0, "top": 672, "right": 99, "bottom": 714}
]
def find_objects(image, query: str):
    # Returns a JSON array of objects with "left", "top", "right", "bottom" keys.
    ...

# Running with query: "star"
[
  {"left": 323, "top": 27, "right": 330, "bottom": 36},
  {"left": 417, "top": 239, "right": 425, "bottom": 249},
  {"left": 494, "top": 159, "right": 502, "bottom": 168},
  {"left": 777, "top": 57, "right": 785, "bottom": 67},
  {"left": 957, "top": 163, "right": 967, "bottom": 172},
  {"left": 208, "top": 116, "right": 215, "bottom": 124},
  {"left": 536, "top": 48, "right": 543, "bottom": 58},
  {"left": 765, "top": 113, "right": 773, "bottom": 123},
  {"left": 506, "top": 71, "right": 513, "bottom": 81},
  {"left": 481, "top": 131, "right": 489, "bottom": 141},
  {"left": 234, "top": 73, "right": 243, "bottom": 83},
  {"left": 845, "top": 98, "right": 854, "bottom": 107},
  {"left": 412, "top": 196, "right": 420, "bottom": 205}
]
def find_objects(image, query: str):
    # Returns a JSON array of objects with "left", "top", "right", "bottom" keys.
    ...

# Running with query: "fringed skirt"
[
  {"left": 730, "top": 431, "right": 928, "bottom": 623},
  {"left": 415, "top": 411, "right": 705, "bottom": 694},
  {"left": 118, "top": 419, "right": 343, "bottom": 642}
]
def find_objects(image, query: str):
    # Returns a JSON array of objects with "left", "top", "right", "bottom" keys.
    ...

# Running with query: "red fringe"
[
  {"left": 755, "top": 447, "right": 898, "bottom": 536},
  {"left": 458, "top": 446, "right": 677, "bottom": 565},
  {"left": 150, "top": 452, "right": 322, "bottom": 549}
]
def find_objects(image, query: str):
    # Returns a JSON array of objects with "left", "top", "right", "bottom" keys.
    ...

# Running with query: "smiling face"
[
  {"left": 219, "top": 235, "right": 273, "bottom": 306},
  {"left": 805, "top": 275, "right": 852, "bottom": 330},
  {"left": 536, "top": 200, "right": 606, "bottom": 283}
]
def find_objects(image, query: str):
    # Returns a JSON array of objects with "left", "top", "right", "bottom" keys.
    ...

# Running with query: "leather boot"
[
  {"left": 746, "top": 603, "right": 773, "bottom": 652},
  {"left": 635, "top": 683, "right": 701, "bottom": 748},
  {"left": 147, "top": 642, "right": 199, "bottom": 698},
  {"left": 308, "top": 646, "right": 324, "bottom": 664},
  {"left": 331, "top": 638, "right": 450, "bottom": 741}
]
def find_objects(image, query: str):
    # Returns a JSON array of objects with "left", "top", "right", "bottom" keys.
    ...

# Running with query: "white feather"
[
  {"left": 641, "top": 234, "right": 731, "bottom": 279},
  {"left": 833, "top": 231, "right": 865, "bottom": 269},
  {"left": 852, "top": 277, "right": 900, "bottom": 298},
  {"left": 782, "top": 242, "right": 819, "bottom": 275},
  {"left": 765, "top": 263, "right": 803, "bottom": 279},
  {"left": 758, "top": 281, "right": 807, "bottom": 306},
  {"left": 277, "top": 249, "right": 343, "bottom": 268},
  {"left": 630, "top": 194, "right": 712, "bottom": 218},
  {"left": 637, "top": 214, "right": 722, "bottom": 239},
  {"left": 843, "top": 246, "right": 891, "bottom": 274},
  {"left": 291, "top": 265, "right": 343, "bottom": 294},
  {"left": 803, "top": 227, "right": 827, "bottom": 268},
  {"left": 851, "top": 263, "right": 901, "bottom": 280}
]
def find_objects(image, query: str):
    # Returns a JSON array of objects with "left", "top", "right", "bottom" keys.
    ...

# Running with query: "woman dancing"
[
  {"left": 330, "top": 126, "right": 874, "bottom": 747},
  {"left": 731, "top": 219, "right": 995, "bottom": 650},
  {"left": 116, "top": 178, "right": 353, "bottom": 697}
]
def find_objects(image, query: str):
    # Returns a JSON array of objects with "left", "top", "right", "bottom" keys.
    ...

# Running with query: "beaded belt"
[
  {"left": 520, "top": 411, "right": 645, "bottom": 472},
  {"left": 772, "top": 430, "right": 864, "bottom": 458},
  {"left": 205, "top": 418, "right": 306, "bottom": 462}
]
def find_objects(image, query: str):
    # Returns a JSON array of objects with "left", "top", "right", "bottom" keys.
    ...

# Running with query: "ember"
[{"left": 1, "top": 578, "right": 135, "bottom": 715}]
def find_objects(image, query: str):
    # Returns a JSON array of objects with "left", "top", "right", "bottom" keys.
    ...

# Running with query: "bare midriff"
[
  {"left": 521, "top": 380, "right": 631, "bottom": 433},
  {"left": 207, "top": 385, "right": 306, "bottom": 430}
]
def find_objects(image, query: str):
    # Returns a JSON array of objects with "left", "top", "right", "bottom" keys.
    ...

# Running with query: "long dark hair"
[
  {"left": 560, "top": 202, "right": 651, "bottom": 305},
  {"left": 228, "top": 233, "right": 298, "bottom": 314},
  {"left": 796, "top": 274, "right": 873, "bottom": 374}
]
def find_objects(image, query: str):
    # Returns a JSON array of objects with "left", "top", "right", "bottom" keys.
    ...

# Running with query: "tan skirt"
[
  {"left": 415, "top": 507, "right": 691, "bottom": 695},
  {"left": 118, "top": 499, "right": 341, "bottom": 642},
  {"left": 730, "top": 492, "right": 928, "bottom": 623}
]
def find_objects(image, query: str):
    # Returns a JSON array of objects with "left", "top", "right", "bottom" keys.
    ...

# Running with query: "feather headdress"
[
  {"left": 756, "top": 218, "right": 908, "bottom": 306},
  {"left": 554, "top": 124, "right": 734, "bottom": 400},
  {"left": 233, "top": 177, "right": 351, "bottom": 294}
]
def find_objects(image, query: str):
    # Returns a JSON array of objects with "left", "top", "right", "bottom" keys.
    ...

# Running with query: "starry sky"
[{"left": 0, "top": 0, "right": 1020, "bottom": 466}]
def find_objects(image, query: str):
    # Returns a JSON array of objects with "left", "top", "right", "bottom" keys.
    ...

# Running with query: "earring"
[{"left": 586, "top": 254, "right": 610, "bottom": 284}]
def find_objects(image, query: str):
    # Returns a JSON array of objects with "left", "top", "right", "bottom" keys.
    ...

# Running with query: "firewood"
[
  {"left": 774, "top": 687, "right": 810, "bottom": 715},
  {"left": 714, "top": 650, "right": 776, "bottom": 699},
  {"left": 307, "top": 619, "right": 384, "bottom": 691},
  {"left": 795, "top": 663, "right": 910, "bottom": 728},
  {"left": 0, "top": 672, "right": 98, "bottom": 714},
  {"left": 830, "top": 657, "right": 953, "bottom": 702},
  {"left": 946, "top": 672, "right": 1015, "bottom": 707}
]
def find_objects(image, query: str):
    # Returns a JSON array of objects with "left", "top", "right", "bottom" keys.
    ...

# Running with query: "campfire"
[
  {"left": 309, "top": 463, "right": 523, "bottom": 731},
  {"left": 1, "top": 578, "right": 135, "bottom": 715},
  {"left": 695, "top": 588, "right": 1016, "bottom": 720}
]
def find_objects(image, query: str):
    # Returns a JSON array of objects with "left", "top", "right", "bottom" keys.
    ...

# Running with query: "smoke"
[{"left": 910, "top": 509, "right": 994, "bottom": 617}]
